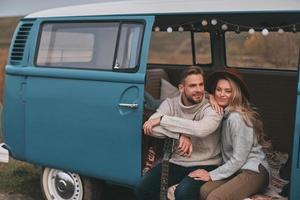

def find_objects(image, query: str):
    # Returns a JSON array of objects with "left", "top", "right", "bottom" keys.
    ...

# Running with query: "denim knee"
[
  {"left": 174, "top": 183, "right": 197, "bottom": 200},
  {"left": 174, "top": 186, "right": 188, "bottom": 200}
]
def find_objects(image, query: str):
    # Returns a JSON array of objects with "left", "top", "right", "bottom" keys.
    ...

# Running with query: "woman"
[{"left": 189, "top": 70, "right": 270, "bottom": 200}]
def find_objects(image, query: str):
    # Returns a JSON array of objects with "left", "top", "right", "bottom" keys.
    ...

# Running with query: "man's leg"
[
  {"left": 135, "top": 162, "right": 189, "bottom": 200},
  {"left": 174, "top": 165, "right": 218, "bottom": 200},
  {"left": 135, "top": 163, "right": 162, "bottom": 200}
]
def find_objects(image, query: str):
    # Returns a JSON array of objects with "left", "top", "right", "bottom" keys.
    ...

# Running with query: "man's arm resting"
[{"left": 160, "top": 106, "right": 222, "bottom": 138}]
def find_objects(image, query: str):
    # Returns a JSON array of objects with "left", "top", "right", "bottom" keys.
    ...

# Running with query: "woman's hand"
[
  {"left": 208, "top": 94, "right": 223, "bottom": 115},
  {"left": 189, "top": 169, "right": 211, "bottom": 181},
  {"left": 178, "top": 135, "right": 193, "bottom": 157}
]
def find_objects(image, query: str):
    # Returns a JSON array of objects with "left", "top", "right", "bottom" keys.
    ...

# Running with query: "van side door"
[{"left": 5, "top": 16, "right": 154, "bottom": 186}]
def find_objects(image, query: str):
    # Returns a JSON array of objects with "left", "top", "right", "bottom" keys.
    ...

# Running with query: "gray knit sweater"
[
  {"left": 149, "top": 95, "right": 222, "bottom": 167},
  {"left": 209, "top": 111, "right": 271, "bottom": 181}
]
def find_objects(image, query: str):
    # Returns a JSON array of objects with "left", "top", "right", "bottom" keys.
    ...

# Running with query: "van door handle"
[{"left": 118, "top": 103, "right": 138, "bottom": 109}]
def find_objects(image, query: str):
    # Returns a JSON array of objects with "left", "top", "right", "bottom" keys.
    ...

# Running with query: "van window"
[
  {"left": 194, "top": 32, "right": 212, "bottom": 64},
  {"left": 36, "top": 22, "right": 144, "bottom": 70},
  {"left": 148, "top": 32, "right": 193, "bottom": 65},
  {"left": 115, "top": 23, "right": 144, "bottom": 69},
  {"left": 148, "top": 31, "right": 211, "bottom": 65},
  {"left": 225, "top": 31, "right": 300, "bottom": 70}
]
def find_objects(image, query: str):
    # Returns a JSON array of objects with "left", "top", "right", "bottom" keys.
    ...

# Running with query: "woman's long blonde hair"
[{"left": 222, "top": 77, "right": 267, "bottom": 146}]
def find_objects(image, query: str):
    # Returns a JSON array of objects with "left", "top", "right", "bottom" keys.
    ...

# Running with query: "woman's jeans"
[{"left": 135, "top": 162, "right": 217, "bottom": 200}]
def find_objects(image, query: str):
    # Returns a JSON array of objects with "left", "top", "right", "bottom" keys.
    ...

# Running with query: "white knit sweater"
[
  {"left": 149, "top": 95, "right": 222, "bottom": 167},
  {"left": 209, "top": 111, "right": 271, "bottom": 181}
]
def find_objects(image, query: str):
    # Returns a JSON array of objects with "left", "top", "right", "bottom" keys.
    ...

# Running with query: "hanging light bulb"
[
  {"left": 235, "top": 26, "right": 240, "bottom": 34},
  {"left": 211, "top": 19, "right": 218, "bottom": 26},
  {"left": 178, "top": 26, "right": 184, "bottom": 32},
  {"left": 248, "top": 28, "right": 255, "bottom": 35},
  {"left": 154, "top": 26, "right": 160, "bottom": 32},
  {"left": 167, "top": 27, "right": 173, "bottom": 33},
  {"left": 278, "top": 28, "right": 284, "bottom": 34},
  {"left": 221, "top": 24, "right": 228, "bottom": 31},
  {"left": 262, "top": 28, "right": 269, "bottom": 36},
  {"left": 292, "top": 24, "right": 297, "bottom": 33},
  {"left": 201, "top": 20, "right": 208, "bottom": 26}
]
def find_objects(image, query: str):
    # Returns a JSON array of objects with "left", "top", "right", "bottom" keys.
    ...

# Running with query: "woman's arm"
[{"left": 209, "top": 113, "right": 254, "bottom": 181}]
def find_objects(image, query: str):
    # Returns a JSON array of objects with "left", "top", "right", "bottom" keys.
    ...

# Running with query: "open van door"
[
  {"left": 4, "top": 16, "right": 154, "bottom": 186},
  {"left": 290, "top": 71, "right": 300, "bottom": 199}
]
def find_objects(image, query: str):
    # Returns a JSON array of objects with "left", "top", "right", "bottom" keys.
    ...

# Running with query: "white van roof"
[{"left": 25, "top": 0, "right": 300, "bottom": 18}]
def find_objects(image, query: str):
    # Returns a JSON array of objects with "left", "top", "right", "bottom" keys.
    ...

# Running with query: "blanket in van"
[
  {"left": 143, "top": 146, "right": 289, "bottom": 200},
  {"left": 243, "top": 150, "right": 289, "bottom": 200}
]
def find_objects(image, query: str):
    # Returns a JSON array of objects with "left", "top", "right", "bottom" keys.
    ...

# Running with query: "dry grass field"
[
  {"left": 0, "top": 48, "right": 8, "bottom": 103},
  {"left": 0, "top": 16, "right": 20, "bottom": 103}
]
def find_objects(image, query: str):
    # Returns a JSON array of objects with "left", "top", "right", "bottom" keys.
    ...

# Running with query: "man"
[{"left": 135, "top": 66, "right": 222, "bottom": 200}]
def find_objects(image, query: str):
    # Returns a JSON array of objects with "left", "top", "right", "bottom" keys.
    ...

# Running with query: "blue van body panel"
[
  {"left": 2, "top": 75, "right": 27, "bottom": 159},
  {"left": 290, "top": 88, "right": 300, "bottom": 200},
  {"left": 3, "top": 15, "right": 154, "bottom": 186}
]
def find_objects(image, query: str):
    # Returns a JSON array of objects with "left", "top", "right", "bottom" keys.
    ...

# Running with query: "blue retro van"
[{"left": 1, "top": 0, "right": 300, "bottom": 199}]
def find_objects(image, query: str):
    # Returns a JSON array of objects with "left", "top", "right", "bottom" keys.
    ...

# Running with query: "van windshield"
[{"left": 36, "top": 22, "right": 144, "bottom": 71}]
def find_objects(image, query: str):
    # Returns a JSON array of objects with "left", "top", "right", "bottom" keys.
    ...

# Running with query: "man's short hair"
[{"left": 180, "top": 66, "right": 204, "bottom": 83}]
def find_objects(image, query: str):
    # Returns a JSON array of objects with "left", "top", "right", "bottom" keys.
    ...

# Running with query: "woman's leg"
[
  {"left": 200, "top": 180, "right": 227, "bottom": 200},
  {"left": 174, "top": 165, "right": 218, "bottom": 200},
  {"left": 206, "top": 165, "right": 269, "bottom": 200}
]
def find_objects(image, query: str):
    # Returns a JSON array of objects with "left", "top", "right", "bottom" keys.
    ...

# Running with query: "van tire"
[
  {"left": 41, "top": 167, "right": 103, "bottom": 200},
  {"left": 81, "top": 176, "right": 104, "bottom": 200}
]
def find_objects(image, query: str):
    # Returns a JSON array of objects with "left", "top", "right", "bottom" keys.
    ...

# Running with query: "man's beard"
[{"left": 183, "top": 91, "right": 203, "bottom": 105}]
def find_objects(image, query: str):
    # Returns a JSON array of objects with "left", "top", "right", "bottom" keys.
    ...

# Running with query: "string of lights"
[{"left": 153, "top": 18, "right": 299, "bottom": 36}]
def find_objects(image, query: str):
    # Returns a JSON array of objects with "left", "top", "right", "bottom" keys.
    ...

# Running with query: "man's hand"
[
  {"left": 188, "top": 169, "right": 211, "bottom": 181},
  {"left": 143, "top": 117, "right": 161, "bottom": 135},
  {"left": 178, "top": 135, "right": 193, "bottom": 157}
]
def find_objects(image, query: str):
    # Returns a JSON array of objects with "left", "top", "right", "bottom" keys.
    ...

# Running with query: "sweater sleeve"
[
  {"left": 149, "top": 98, "right": 172, "bottom": 119},
  {"left": 147, "top": 99, "right": 180, "bottom": 139},
  {"left": 209, "top": 113, "right": 254, "bottom": 181},
  {"left": 160, "top": 106, "right": 222, "bottom": 138}
]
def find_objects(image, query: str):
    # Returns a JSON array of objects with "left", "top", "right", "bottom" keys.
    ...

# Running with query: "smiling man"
[{"left": 136, "top": 66, "right": 222, "bottom": 200}]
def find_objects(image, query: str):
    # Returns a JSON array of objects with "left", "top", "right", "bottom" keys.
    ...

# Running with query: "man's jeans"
[{"left": 135, "top": 162, "right": 217, "bottom": 200}]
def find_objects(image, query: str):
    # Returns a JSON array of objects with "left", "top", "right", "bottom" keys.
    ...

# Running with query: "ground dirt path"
[{"left": 0, "top": 193, "right": 35, "bottom": 200}]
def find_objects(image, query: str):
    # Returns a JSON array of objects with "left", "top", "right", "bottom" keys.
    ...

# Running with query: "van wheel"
[{"left": 41, "top": 167, "right": 103, "bottom": 200}]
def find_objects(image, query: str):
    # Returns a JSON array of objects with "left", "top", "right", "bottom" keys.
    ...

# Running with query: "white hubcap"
[{"left": 42, "top": 168, "right": 83, "bottom": 200}]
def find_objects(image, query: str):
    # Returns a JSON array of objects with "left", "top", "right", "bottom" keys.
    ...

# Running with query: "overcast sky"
[{"left": 0, "top": 0, "right": 126, "bottom": 17}]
